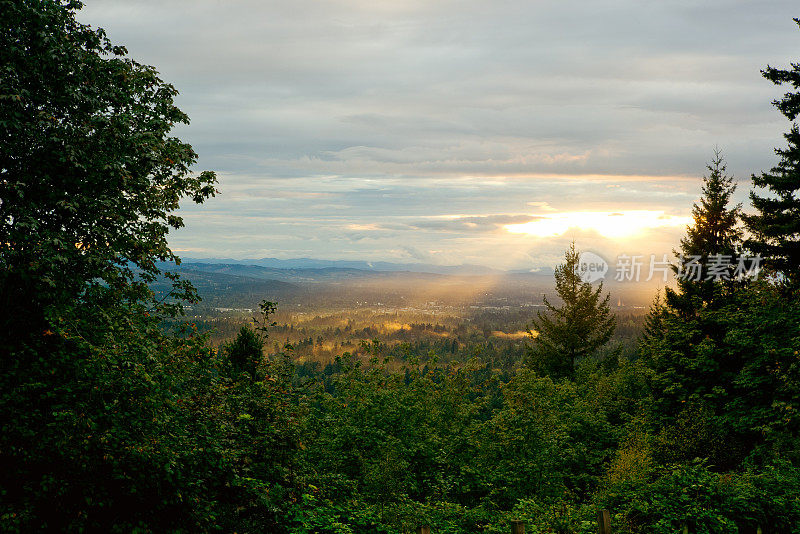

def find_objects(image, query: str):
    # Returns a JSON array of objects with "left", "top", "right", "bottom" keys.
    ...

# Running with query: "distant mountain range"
[
  {"left": 178, "top": 257, "right": 548, "bottom": 276},
  {"left": 152, "top": 260, "right": 559, "bottom": 310},
  {"left": 170, "top": 262, "right": 437, "bottom": 284},
  {"left": 150, "top": 259, "right": 657, "bottom": 309}
]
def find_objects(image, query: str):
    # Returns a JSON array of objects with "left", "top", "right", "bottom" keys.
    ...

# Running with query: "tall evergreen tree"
[
  {"left": 643, "top": 141, "right": 800, "bottom": 467},
  {"left": 744, "top": 18, "right": 800, "bottom": 285},
  {"left": 527, "top": 242, "right": 615, "bottom": 378},
  {"left": 667, "top": 150, "right": 742, "bottom": 315},
  {"left": 679, "top": 150, "right": 742, "bottom": 262}
]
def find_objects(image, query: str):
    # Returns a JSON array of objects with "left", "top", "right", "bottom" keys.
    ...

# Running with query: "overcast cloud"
[{"left": 79, "top": 0, "right": 799, "bottom": 269}]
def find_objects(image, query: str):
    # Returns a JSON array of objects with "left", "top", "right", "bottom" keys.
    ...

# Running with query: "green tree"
[
  {"left": 0, "top": 0, "right": 217, "bottom": 345},
  {"left": 679, "top": 151, "right": 741, "bottom": 260},
  {"left": 640, "top": 291, "right": 665, "bottom": 343},
  {"left": 643, "top": 69, "right": 800, "bottom": 467},
  {"left": 641, "top": 152, "right": 748, "bottom": 467},
  {"left": 527, "top": 242, "right": 616, "bottom": 379},
  {"left": 667, "top": 150, "right": 742, "bottom": 315},
  {"left": 744, "top": 18, "right": 800, "bottom": 285},
  {"left": 646, "top": 280, "right": 800, "bottom": 466},
  {"left": 0, "top": 2, "right": 295, "bottom": 531},
  {"left": 226, "top": 325, "right": 264, "bottom": 375},
  {"left": 223, "top": 302, "right": 278, "bottom": 376},
  {"left": 645, "top": 205, "right": 800, "bottom": 467}
]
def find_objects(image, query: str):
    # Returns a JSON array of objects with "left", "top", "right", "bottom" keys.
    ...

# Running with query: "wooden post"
[
  {"left": 510, "top": 520, "right": 525, "bottom": 534},
  {"left": 597, "top": 509, "right": 611, "bottom": 534},
  {"left": 416, "top": 526, "right": 431, "bottom": 534}
]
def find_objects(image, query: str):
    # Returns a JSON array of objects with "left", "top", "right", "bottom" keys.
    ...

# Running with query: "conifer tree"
[
  {"left": 745, "top": 18, "right": 800, "bottom": 285},
  {"left": 667, "top": 150, "right": 742, "bottom": 315},
  {"left": 641, "top": 290, "right": 665, "bottom": 342},
  {"left": 527, "top": 242, "right": 615, "bottom": 378},
  {"left": 226, "top": 326, "right": 264, "bottom": 376},
  {"left": 679, "top": 150, "right": 742, "bottom": 262}
]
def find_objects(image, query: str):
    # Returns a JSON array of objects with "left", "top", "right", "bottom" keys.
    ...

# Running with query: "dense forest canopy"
[{"left": 2, "top": 2, "right": 800, "bottom": 533}]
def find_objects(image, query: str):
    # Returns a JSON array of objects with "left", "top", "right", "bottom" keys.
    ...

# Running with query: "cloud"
[
  {"left": 410, "top": 214, "right": 538, "bottom": 233},
  {"left": 76, "top": 0, "right": 800, "bottom": 268},
  {"left": 346, "top": 223, "right": 384, "bottom": 231},
  {"left": 527, "top": 201, "right": 557, "bottom": 211}
]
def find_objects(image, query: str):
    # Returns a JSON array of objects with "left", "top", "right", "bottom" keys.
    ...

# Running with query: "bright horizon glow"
[{"left": 504, "top": 210, "right": 692, "bottom": 239}]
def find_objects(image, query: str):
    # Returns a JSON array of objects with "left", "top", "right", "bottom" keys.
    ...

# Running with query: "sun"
[{"left": 504, "top": 210, "right": 691, "bottom": 239}]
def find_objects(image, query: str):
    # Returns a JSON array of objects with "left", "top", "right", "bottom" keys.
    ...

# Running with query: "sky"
[{"left": 79, "top": 0, "right": 800, "bottom": 270}]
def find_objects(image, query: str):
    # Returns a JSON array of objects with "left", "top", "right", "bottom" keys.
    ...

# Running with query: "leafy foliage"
[
  {"left": 0, "top": 0, "right": 218, "bottom": 342},
  {"left": 599, "top": 461, "right": 800, "bottom": 534}
]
